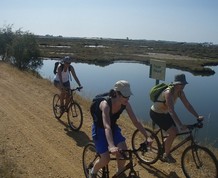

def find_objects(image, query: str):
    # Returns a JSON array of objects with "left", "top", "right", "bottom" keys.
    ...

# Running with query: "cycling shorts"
[
  {"left": 150, "top": 109, "right": 176, "bottom": 131},
  {"left": 54, "top": 80, "right": 70, "bottom": 89},
  {"left": 92, "top": 124, "right": 126, "bottom": 154}
]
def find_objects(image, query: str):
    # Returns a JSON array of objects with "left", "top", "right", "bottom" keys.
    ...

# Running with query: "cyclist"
[
  {"left": 89, "top": 80, "right": 148, "bottom": 178},
  {"left": 150, "top": 73, "right": 204, "bottom": 163},
  {"left": 53, "top": 56, "right": 82, "bottom": 112}
]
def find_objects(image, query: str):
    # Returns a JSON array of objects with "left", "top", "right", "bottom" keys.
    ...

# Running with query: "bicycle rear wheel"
[
  {"left": 52, "top": 94, "right": 62, "bottom": 119},
  {"left": 181, "top": 145, "right": 218, "bottom": 178},
  {"left": 67, "top": 102, "right": 83, "bottom": 131},
  {"left": 131, "top": 127, "right": 161, "bottom": 164},
  {"left": 82, "top": 142, "right": 106, "bottom": 178}
]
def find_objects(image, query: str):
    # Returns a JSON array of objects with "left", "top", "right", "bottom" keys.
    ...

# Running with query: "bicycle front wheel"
[
  {"left": 181, "top": 145, "right": 218, "bottom": 178},
  {"left": 67, "top": 102, "right": 83, "bottom": 131},
  {"left": 52, "top": 94, "right": 62, "bottom": 119},
  {"left": 82, "top": 142, "right": 106, "bottom": 178},
  {"left": 132, "top": 127, "right": 161, "bottom": 164}
]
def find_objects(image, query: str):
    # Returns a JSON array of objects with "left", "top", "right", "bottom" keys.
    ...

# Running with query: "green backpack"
[{"left": 149, "top": 83, "right": 173, "bottom": 102}]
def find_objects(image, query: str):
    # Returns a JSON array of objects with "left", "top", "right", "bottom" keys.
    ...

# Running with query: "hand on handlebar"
[
  {"left": 109, "top": 146, "right": 119, "bottom": 155},
  {"left": 78, "top": 86, "right": 83, "bottom": 91},
  {"left": 197, "top": 115, "right": 204, "bottom": 121}
]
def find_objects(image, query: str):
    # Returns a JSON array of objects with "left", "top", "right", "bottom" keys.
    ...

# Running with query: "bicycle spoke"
[
  {"left": 182, "top": 145, "right": 218, "bottom": 178},
  {"left": 82, "top": 143, "right": 105, "bottom": 178},
  {"left": 132, "top": 128, "right": 161, "bottom": 165},
  {"left": 67, "top": 102, "right": 83, "bottom": 131},
  {"left": 52, "top": 94, "right": 62, "bottom": 119}
]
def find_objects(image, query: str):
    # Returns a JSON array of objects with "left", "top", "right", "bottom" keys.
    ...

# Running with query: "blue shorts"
[{"left": 92, "top": 124, "right": 126, "bottom": 154}]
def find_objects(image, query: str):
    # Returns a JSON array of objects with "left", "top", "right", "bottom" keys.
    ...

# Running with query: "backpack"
[
  {"left": 149, "top": 83, "right": 173, "bottom": 102},
  {"left": 53, "top": 62, "right": 62, "bottom": 74},
  {"left": 53, "top": 62, "right": 70, "bottom": 74},
  {"left": 90, "top": 92, "right": 110, "bottom": 123}
]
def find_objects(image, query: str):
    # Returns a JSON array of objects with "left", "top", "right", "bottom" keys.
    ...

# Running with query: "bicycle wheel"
[
  {"left": 52, "top": 94, "right": 62, "bottom": 119},
  {"left": 132, "top": 127, "right": 161, "bottom": 164},
  {"left": 82, "top": 142, "right": 106, "bottom": 178},
  {"left": 181, "top": 145, "right": 218, "bottom": 178},
  {"left": 67, "top": 102, "right": 83, "bottom": 131}
]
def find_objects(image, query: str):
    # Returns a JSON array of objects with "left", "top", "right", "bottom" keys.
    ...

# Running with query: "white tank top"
[{"left": 54, "top": 64, "right": 70, "bottom": 83}]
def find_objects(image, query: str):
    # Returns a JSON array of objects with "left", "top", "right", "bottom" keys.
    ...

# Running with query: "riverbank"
[
  {"left": 37, "top": 36, "right": 218, "bottom": 76},
  {"left": 1, "top": 62, "right": 217, "bottom": 178}
]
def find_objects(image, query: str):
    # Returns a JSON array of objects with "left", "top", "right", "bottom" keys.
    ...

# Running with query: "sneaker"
[
  {"left": 88, "top": 169, "right": 97, "bottom": 178},
  {"left": 89, "top": 173, "right": 97, "bottom": 178},
  {"left": 161, "top": 153, "right": 176, "bottom": 163}
]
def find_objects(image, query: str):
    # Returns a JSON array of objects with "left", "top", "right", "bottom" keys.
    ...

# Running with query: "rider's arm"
[
  {"left": 69, "top": 66, "right": 82, "bottom": 87},
  {"left": 100, "top": 101, "right": 118, "bottom": 153},
  {"left": 179, "top": 91, "right": 204, "bottom": 120},
  {"left": 126, "top": 103, "right": 147, "bottom": 139}
]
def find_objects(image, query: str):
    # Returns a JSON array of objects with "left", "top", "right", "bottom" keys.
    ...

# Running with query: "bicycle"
[
  {"left": 52, "top": 86, "right": 83, "bottom": 131},
  {"left": 82, "top": 141, "right": 148, "bottom": 178},
  {"left": 131, "top": 119, "right": 218, "bottom": 178}
]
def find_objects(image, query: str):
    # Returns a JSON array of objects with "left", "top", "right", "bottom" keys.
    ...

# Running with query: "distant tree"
[
  {"left": 9, "top": 30, "right": 42, "bottom": 70},
  {"left": 0, "top": 24, "right": 14, "bottom": 60}
]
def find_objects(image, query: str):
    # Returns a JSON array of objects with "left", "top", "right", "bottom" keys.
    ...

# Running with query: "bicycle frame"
[
  {"left": 110, "top": 150, "right": 138, "bottom": 178},
  {"left": 61, "top": 87, "right": 82, "bottom": 112},
  {"left": 53, "top": 86, "right": 82, "bottom": 119},
  {"left": 95, "top": 150, "right": 138, "bottom": 178},
  {"left": 83, "top": 142, "right": 146, "bottom": 178},
  {"left": 64, "top": 88, "right": 77, "bottom": 110},
  {"left": 154, "top": 126, "right": 196, "bottom": 155}
]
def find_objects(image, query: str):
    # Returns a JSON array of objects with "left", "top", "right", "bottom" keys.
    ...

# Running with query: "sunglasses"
[{"left": 120, "top": 93, "right": 130, "bottom": 99}]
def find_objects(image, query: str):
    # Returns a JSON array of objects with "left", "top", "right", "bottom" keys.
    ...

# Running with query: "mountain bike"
[
  {"left": 52, "top": 86, "right": 83, "bottom": 131},
  {"left": 131, "top": 120, "right": 218, "bottom": 178},
  {"left": 82, "top": 141, "right": 148, "bottom": 178}
]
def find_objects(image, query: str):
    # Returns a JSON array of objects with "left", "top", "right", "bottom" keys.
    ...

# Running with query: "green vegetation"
[
  {"left": 0, "top": 25, "right": 42, "bottom": 70},
  {"left": 1, "top": 24, "right": 218, "bottom": 75},
  {"left": 36, "top": 36, "right": 218, "bottom": 76}
]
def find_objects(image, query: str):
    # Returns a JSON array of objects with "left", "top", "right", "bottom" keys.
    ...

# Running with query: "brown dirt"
[{"left": 1, "top": 62, "right": 216, "bottom": 178}]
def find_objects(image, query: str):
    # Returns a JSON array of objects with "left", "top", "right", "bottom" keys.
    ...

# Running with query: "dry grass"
[{"left": 0, "top": 62, "right": 217, "bottom": 178}]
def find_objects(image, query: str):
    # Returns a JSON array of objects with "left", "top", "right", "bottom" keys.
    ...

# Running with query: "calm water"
[{"left": 38, "top": 60, "right": 218, "bottom": 148}]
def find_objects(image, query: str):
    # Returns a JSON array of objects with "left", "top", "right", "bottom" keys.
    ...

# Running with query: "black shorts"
[
  {"left": 150, "top": 109, "right": 176, "bottom": 131},
  {"left": 54, "top": 80, "right": 70, "bottom": 89}
]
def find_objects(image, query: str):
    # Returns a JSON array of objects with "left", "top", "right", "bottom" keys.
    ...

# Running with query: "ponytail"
[{"left": 109, "top": 89, "right": 116, "bottom": 98}]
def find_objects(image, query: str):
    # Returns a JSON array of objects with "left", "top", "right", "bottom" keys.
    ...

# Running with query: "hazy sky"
[{"left": 1, "top": 0, "right": 218, "bottom": 44}]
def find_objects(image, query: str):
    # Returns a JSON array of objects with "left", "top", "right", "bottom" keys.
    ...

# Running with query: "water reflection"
[{"left": 38, "top": 60, "right": 218, "bottom": 148}]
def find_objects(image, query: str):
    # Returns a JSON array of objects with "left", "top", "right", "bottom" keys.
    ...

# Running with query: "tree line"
[{"left": 0, "top": 25, "right": 42, "bottom": 71}]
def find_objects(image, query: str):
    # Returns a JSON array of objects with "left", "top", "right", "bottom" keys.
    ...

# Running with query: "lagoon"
[{"left": 38, "top": 60, "right": 218, "bottom": 147}]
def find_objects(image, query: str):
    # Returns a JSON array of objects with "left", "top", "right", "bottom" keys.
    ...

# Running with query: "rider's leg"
[
  {"left": 54, "top": 81, "right": 65, "bottom": 107},
  {"left": 116, "top": 141, "right": 127, "bottom": 174},
  {"left": 64, "top": 90, "right": 71, "bottom": 108},
  {"left": 91, "top": 152, "right": 110, "bottom": 174},
  {"left": 164, "top": 126, "right": 177, "bottom": 156},
  {"left": 60, "top": 89, "right": 66, "bottom": 107},
  {"left": 63, "top": 81, "right": 71, "bottom": 108}
]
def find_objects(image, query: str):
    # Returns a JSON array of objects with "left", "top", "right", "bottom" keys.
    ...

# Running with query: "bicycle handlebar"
[
  {"left": 110, "top": 141, "right": 148, "bottom": 159},
  {"left": 187, "top": 119, "right": 203, "bottom": 131},
  {"left": 71, "top": 86, "right": 83, "bottom": 91}
]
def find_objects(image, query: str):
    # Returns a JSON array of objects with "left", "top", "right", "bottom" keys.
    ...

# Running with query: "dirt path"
[{"left": 0, "top": 62, "right": 193, "bottom": 178}]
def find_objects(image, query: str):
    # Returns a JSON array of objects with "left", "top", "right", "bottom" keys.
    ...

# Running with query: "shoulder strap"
[
  {"left": 156, "top": 84, "right": 174, "bottom": 103},
  {"left": 106, "top": 97, "right": 112, "bottom": 117}
]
